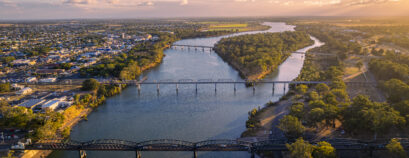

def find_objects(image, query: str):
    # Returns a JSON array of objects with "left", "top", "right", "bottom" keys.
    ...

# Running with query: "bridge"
[
  {"left": 11, "top": 138, "right": 409, "bottom": 158},
  {"left": 170, "top": 44, "right": 383, "bottom": 60},
  {"left": 20, "top": 79, "right": 377, "bottom": 94},
  {"left": 21, "top": 79, "right": 377, "bottom": 95},
  {"left": 171, "top": 44, "right": 214, "bottom": 51}
]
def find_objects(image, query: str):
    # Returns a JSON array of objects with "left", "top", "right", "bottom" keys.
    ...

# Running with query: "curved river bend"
[{"left": 50, "top": 22, "right": 323, "bottom": 158}]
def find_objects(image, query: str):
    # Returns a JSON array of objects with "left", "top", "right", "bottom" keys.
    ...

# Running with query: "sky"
[{"left": 0, "top": 0, "right": 408, "bottom": 19}]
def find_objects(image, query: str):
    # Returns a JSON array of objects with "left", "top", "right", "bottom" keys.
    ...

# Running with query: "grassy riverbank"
[{"left": 214, "top": 31, "right": 314, "bottom": 81}]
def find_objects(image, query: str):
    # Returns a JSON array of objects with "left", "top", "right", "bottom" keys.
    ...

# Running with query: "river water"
[{"left": 49, "top": 22, "right": 323, "bottom": 158}]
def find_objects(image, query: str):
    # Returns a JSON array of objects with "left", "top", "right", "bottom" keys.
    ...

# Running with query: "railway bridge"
[
  {"left": 20, "top": 79, "right": 377, "bottom": 95},
  {"left": 11, "top": 138, "right": 409, "bottom": 158}
]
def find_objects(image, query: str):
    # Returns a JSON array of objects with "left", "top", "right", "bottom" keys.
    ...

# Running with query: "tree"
[
  {"left": 315, "top": 83, "right": 330, "bottom": 95},
  {"left": 289, "top": 102, "right": 305, "bottom": 119},
  {"left": 308, "top": 91, "right": 320, "bottom": 101},
  {"left": 296, "top": 84, "right": 308, "bottom": 94},
  {"left": 342, "top": 95, "right": 406, "bottom": 138},
  {"left": 81, "top": 79, "right": 100, "bottom": 91},
  {"left": 323, "top": 92, "right": 338, "bottom": 105},
  {"left": 278, "top": 115, "right": 305, "bottom": 139},
  {"left": 312, "top": 141, "right": 336, "bottom": 158},
  {"left": 386, "top": 138, "right": 407, "bottom": 158},
  {"left": 0, "top": 83, "right": 10, "bottom": 92},
  {"left": 308, "top": 108, "right": 325, "bottom": 127},
  {"left": 286, "top": 138, "right": 314, "bottom": 158}
]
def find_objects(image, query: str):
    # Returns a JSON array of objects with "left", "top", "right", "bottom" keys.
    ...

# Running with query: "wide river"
[{"left": 50, "top": 22, "right": 323, "bottom": 158}]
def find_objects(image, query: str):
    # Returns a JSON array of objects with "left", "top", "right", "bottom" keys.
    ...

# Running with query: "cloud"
[
  {"left": 180, "top": 0, "right": 188, "bottom": 5},
  {"left": 303, "top": 0, "right": 341, "bottom": 6},
  {"left": 235, "top": 0, "right": 256, "bottom": 2},
  {"left": 340, "top": 0, "right": 401, "bottom": 6}
]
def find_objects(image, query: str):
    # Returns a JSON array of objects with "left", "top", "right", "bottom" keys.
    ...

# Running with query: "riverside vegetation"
[
  {"left": 214, "top": 31, "right": 313, "bottom": 81},
  {"left": 241, "top": 20, "right": 409, "bottom": 157}
]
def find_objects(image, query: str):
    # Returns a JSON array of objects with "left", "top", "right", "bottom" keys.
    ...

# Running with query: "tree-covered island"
[{"left": 214, "top": 31, "right": 314, "bottom": 81}]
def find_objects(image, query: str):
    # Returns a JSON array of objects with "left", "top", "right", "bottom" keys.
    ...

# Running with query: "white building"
[
  {"left": 41, "top": 100, "right": 60, "bottom": 111},
  {"left": 39, "top": 78, "right": 57, "bottom": 83},
  {"left": 26, "top": 77, "right": 37, "bottom": 83},
  {"left": 16, "top": 87, "right": 33, "bottom": 95}
]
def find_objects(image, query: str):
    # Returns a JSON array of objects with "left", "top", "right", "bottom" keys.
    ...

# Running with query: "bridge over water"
[
  {"left": 20, "top": 79, "right": 377, "bottom": 95},
  {"left": 12, "top": 138, "right": 409, "bottom": 158},
  {"left": 170, "top": 44, "right": 382, "bottom": 59}
]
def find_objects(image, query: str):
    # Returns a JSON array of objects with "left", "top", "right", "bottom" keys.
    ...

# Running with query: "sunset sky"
[{"left": 0, "top": 0, "right": 408, "bottom": 19}]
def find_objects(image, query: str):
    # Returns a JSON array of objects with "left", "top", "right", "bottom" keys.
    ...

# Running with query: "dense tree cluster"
[
  {"left": 0, "top": 101, "right": 64, "bottom": 140},
  {"left": 286, "top": 138, "right": 336, "bottom": 158},
  {"left": 351, "top": 25, "right": 409, "bottom": 49},
  {"left": 214, "top": 31, "right": 313, "bottom": 80},
  {"left": 295, "top": 24, "right": 364, "bottom": 57},
  {"left": 368, "top": 52, "right": 409, "bottom": 130},
  {"left": 0, "top": 83, "right": 11, "bottom": 92},
  {"left": 386, "top": 138, "right": 408, "bottom": 158},
  {"left": 80, "top": 33, "right": 177, "bottom": 79}
]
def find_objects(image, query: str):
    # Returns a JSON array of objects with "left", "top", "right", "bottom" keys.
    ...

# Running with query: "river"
[{"left": 49, "top": 22, "right": 323, "bottom": 158}]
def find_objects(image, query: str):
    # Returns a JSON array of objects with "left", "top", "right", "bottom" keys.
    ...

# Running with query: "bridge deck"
[{"left": 12, "top": 138, "right": 409, "bottom": 152}]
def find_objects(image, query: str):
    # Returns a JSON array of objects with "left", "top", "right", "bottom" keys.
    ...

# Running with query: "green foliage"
[
  {"left": 341, "top": 95, "right": 406, "bottom": 137},
  {"left": 324, "top": 66, "right": 343, "bottom": 80},
  {"left": 315, "top": 83, "right": 330, "bottom": 95},
  {"left": 381, "top": 79, "right": 409, "bottom": 103},
  {"left": 0, "top": 56, "right": 15, "bottom": 64},
  {"left": 329, "top": 79, "right": 346, "bottom": 90},
  {"left": 312, "top": 141, "right": 336, "bottom": 158},
  {"left": 289, "top": 102, "right": 305, "bottom": 120},
  {"left": 62, "top": 127, "right": 71, "bottom": 138},
  {"left": 369, "top": 59, "right": 409, "bottom": 82},
  {"left": 278, "top": 115, "right": 305, "bottom": 139},
  {"left": 286, "top": 138, "right": 314, "bottom": 158},
  {"left": 80, "top": 33, "right": 176, "bottom": 79},
  {"left": 308, "top": 91, "right": 320, "bottom": 101},
  {"left": 0, "top": 106, "right": 34, "bottom": 129},
  {"left": 323, "top": 92, "right": 338, "bottom": 105},
  {"left": 331, "top": 89, "right": 350, "bottom": 103},
  {"left": 308, "top": 108, "right": 325, "bottom": 127},
  {"left": 214, "top": 31, "right": 313, "bottom": 78},
  {"left": 57, "top": 63, "right": 72, "bottom": 70},
  {"left": 81, "top": 79, "right": 100, "bottom": 91},
  {"left": 386, "top": 138, "right": 408, "bottom": 158},
  {"left": 0, "top": 83, "right": 11, "bottom": 92},
  {"left": 296, "top": 84, "right": 308, "bottom": 94},
  {"left": 246, "top": 108, "right": 260, "bottom": 128}
]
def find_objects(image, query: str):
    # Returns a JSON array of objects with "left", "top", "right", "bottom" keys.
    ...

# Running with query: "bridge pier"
[
  {"left": 137, "top": 84, "right": 141, "bottom": 95},
  {"left": 214, "top": 83, "right": 217, "bottom": 92},
  {"left": 157, "top": 84, "right": 160, "bottom": 92},
  {"left": 250, "top": 150, "right": 255, "bottom": 158},
  {"left": 195, "top": 84, "right": 198, "bottom": 93},
  {"left": 272, "top": 83, "right": 275, "bottom": 95},
  {"left": 193, "top": 150, "right": 197, "bottom": 158},
  {"left": 283, "top": 83, "right": 286, "bottom": 94},
  {"left": 176, "top": 84, "right": 179, "bottom": 93},
  {"left": 136, "top": 150, "right": 141, "bottom": 158}
]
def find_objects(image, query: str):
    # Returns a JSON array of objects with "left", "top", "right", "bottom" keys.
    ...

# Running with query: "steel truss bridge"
[
  {"left": 170, "top": 44, "right": 382, "bottom": 59},
  {"left": 21, "top": 79, "right": 377, "bottom": 94},
  {"left": 12, "top": 138, "right": 409, "bottom": 158}
]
